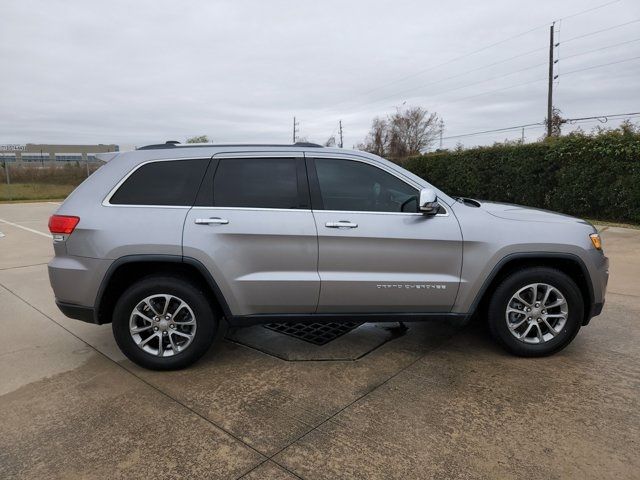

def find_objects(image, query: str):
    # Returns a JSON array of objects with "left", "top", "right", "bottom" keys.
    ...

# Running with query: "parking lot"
[{"left": 0, "top": 201, "right": 638, "bottom": 479}]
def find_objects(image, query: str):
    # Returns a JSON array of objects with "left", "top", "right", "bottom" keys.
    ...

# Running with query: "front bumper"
[
  {"left": 591, "top": 301, "right": 604, "bottom": 317},
  {"left": 584, "top": 253, "right": 608, "bottom": 325}
]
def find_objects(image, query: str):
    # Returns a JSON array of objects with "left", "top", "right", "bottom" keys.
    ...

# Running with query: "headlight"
[{"left": 590, "top": 233, "right": 602, "bottom": 251}]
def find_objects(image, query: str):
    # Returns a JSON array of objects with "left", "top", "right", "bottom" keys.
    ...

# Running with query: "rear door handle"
[
  {"left": 195, "top": 217, "right": 229, "bottom": 225},
  {"left": 325, "top": 220, "right": 358, "bottom": 229}
]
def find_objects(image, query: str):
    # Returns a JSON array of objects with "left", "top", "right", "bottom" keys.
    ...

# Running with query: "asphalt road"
[{"left": 0, "top": 202, "right": 638, "bottom": 479}]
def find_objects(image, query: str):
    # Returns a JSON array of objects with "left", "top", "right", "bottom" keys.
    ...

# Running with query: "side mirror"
[{"left": 419, "top": 188, "right": 439, "bottom": 215}]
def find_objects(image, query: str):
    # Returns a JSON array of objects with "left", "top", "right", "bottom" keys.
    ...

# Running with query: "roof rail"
[
  {"left": 136, "top": 141, "right": 324, "bottom": 150},
  {"left": 137, "top": 140, "right": 181, "bottom": 150}
]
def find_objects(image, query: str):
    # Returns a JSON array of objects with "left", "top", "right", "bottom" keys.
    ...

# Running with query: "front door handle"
[
  {"left": 195, "top": 217, "right": 229, "bottom": 225},
  {"left": 325, "top": 220, "right": 358, "bottom": 229}
]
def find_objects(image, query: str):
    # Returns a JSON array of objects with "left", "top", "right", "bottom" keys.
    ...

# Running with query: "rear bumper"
[
  {"left": 48, "top": 255, "right": 111, "bottom": 309},
  {"left": 55, "top": 300, "right": 97, "bottom": 324}
]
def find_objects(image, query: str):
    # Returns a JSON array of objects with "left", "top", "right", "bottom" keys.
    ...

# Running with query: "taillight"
[{"left": 48, "top": 215, "right": 80, "bottom": 235}]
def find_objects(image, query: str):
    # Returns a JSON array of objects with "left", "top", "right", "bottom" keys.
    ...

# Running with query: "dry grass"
[
  {"left": 0, "top": 183, "right": 76, "bottom": 202},
  {"left": 0, "top": 163, "right": 101, "bottom": 185},
  {"left": 0, "top": 163, "right": 102, "bottom": 201}
]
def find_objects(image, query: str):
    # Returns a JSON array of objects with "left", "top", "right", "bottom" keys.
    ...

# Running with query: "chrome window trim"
[
  {"left": 101, "top": 152, "right": 448, "bottom": 216},
  {"left": 312, "top": 208, "right": 449, "bottom": 217},
  {"left": 102, "top": 157, "right": 211, "bottom": 208},
  {"left": 191, "top": 206, "right": 312, "bottom": 213},
  {"left": 189, "top": 206, "right": 447, "bottom": 217},
  {"left": 309, "top": 154, "right": 449, "bottom": 217},
  {"left": 102, "top": 204, "right": 192, "bottom": 209},
  {"left": 212, "top": 151, "right": 305, "bottom": 159}
]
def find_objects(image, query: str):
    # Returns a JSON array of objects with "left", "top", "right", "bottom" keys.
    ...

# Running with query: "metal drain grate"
[{"left": 263, "top": 322, "right": 363, "bottom": 345}]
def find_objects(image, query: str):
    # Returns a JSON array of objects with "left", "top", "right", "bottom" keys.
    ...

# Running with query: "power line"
[
  {"left": 309, "top": 2, "right": 634, "bottom": 140},
  {"left": 330, "top": 17, "right": 638, "bottom": 119},
  {"left": 328, "top": 52, "right": 637, "bottom": 130},
  {"left": 337, "top": 24, "right": 548, "bottom": 104},
  {"left": 344, "top": 32, "right": 640, "bottom": 116},
  {"left": 558, "top": 0, "right": 622, "bottom": 21},
  {"left": 560, "top": 55, "right": 640, "bottom": 76},
  {"left": 564, "top": 115, "right": 640, "bottom": 128},
  {"left": 419, "top": 55, "right": 640, "bottom": 111},
  {"left": 442, "top": 122, "right": 543, "bottom": 140},
  {"left": 441, "top": 111, "right": 640, "bottom": 141},
  {"left": 331, "top": 0, "right": 624, "bottom": 108},
  {"left": 349, "top": 61, "right": 547, "bottom": 114},
  {"left": 564, "top": 111, "right": 640, "bottom": 123},
  {"left": 561, "top": 19, "right": 640, "bottom": 45},
  {"left": 431, "top": 77, "right": 546, "bottom": 109},
  {"left": 559, "top": 38, "right": 640, "bottom": 61}
]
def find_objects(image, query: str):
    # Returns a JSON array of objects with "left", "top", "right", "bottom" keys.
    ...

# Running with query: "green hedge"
[{"left": 404, "top": 126, "right": 640, "bottom": 223}]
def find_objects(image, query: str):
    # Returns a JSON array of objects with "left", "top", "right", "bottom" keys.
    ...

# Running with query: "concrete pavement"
[{"left": 0, "top": 202, "right": 638, "bottom": 479}]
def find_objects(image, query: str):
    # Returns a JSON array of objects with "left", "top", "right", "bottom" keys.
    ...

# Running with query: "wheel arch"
[
  {"left": 468, "top": 253, "right": 595, "bottom": 325},
  {"left": 95, "top": 255, "right": 232, "bottom": 325}
]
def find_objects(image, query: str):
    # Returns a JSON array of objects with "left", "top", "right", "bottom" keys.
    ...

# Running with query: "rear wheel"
[
  {"left": 112, "top": 275, "right": 218, "bottom": 370},
  {"left": 488, "top": 267, "right": 584, "bottom": 357}
]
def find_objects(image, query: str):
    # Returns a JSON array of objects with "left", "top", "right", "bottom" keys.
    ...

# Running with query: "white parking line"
[{"left": 0, "top": 218, "right": 52, "bottom": 238}]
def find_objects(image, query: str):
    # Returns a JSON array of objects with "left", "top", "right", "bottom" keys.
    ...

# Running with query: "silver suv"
[{"left": 48, "top": 143, "right": 609, "bottom": 369}]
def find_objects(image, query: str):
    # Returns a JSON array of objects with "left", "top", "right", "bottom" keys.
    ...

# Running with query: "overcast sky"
[{"left": 1, "top": 0, "right": 639, "bottom": 150}]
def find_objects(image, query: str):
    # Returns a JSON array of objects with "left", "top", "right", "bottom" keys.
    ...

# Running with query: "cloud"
[{"left": 0, "top": 0, "right": 638, "bottom": 149}]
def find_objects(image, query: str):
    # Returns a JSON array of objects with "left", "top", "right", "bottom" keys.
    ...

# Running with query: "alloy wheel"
[
  {"left": 505, "top": 283, "right": 568, "bottom": 344},
  {"left": 129, "top": 294, "right": 197, "bottom": 357}
]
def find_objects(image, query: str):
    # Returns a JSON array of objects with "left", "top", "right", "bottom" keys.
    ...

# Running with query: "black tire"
[
  {"left": 488, "top": 267, "right": 584, "bottom": 357},
  {"left": 112, "top": 275, "right": 218, "bottom": 370}
]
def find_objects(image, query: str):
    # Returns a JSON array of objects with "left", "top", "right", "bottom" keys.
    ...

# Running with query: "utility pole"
[
  {"left": 3, "top": 156, "right": 11, "bottom": 202},
  {"left": 292, "top": 116, "right": 298, "bottom": 143},
  {"left": 338, "top": 120, "right": 344, "bottom": 148},
  {"left": 439, "top": 119, "right": 444, "bottom": 149},
  {"left": 521, "top": 127, "right": 525, "bottom": 143},
  {"left": 547, "top": 23, "right": 556, "bottom": 138}
]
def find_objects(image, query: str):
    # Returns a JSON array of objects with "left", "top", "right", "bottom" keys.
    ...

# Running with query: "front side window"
[
  {"left": 109, "top": 159, "right": 208, "bottom": 206},
  {"left": 213, "top": 157, "right": 300, "bottom": 209},
  {"left": 314, "top": 158, "right": 418, "bottom": 212}
]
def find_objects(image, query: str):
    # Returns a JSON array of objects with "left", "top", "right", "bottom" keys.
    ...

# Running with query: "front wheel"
[
  {"left": 112, "top": 275, "right": 218, "bottom": 370},
  {"left": 488, "top": 267, "right": 584, "bottom": 357}
]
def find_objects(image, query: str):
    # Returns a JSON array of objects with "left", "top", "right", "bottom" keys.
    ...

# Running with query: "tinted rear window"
[
  {"left": 213, "top": 158, "right": 299, "bottom": 208},
  {"left": 110, "top": 159, "right": 208, "bottom": 206}
]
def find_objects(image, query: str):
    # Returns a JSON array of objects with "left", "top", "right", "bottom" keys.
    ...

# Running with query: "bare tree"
[
  {"left": 544, "top": 107, "right": 565, "bottom": 137},
  {"left": 357, "top": 117, "right": 389, "bottom": 157},
  {"left": 358, "top": 106, "right": 442, "bottom": 159},
  {"left": 186, "top": 135, "right": 210, "bottom": 143},
  {"left": 324, "top": 135, "right": 337, "bottom": 147}
]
